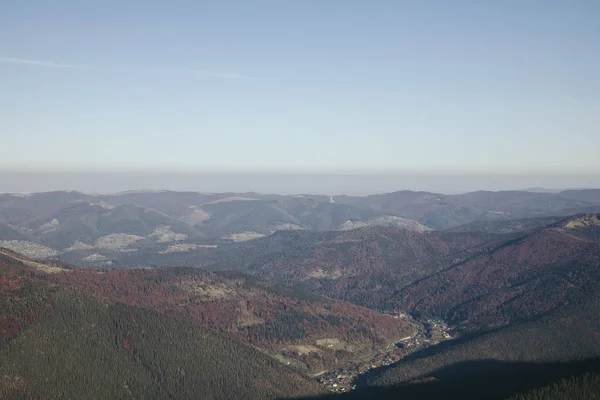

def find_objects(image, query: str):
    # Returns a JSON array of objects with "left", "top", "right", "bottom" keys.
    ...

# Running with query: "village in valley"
[{"left": 314, "top": 313, "right": 453, "bottom": 393}]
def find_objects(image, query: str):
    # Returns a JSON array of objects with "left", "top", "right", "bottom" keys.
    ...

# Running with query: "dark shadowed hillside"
[
  {"left": 293, "top": 358, "right": 600, "bottom": 400},
  {"left": 365, "top": 296, "right": 600, "bottom": 388},
  {"left": 508, "top": 371, "right": 600, "bottom": 400}
]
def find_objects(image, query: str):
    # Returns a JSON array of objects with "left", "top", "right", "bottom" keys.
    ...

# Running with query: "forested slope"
[
  {"left": 0, "top": 251, "right": 322, "bottom": 399},
  {"left": 56, "top": 266, "right": 414, "bottom": 372}
]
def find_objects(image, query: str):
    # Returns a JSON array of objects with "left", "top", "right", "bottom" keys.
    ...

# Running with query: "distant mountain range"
[{"left": 0, "top": 189, "right": 599, "bottom": 268}]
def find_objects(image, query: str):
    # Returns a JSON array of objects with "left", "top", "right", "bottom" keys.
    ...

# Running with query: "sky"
[{"left": 1, "top": 1, "right": 600, "bottom": 193}]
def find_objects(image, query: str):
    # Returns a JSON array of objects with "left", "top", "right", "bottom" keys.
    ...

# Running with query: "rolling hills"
[{"left": 0, "top": 191, "right": 431, "bottom": 265}]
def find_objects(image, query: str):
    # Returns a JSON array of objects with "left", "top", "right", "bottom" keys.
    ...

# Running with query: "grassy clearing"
[{"left": 316, "top": 338, "right": 346, "bottom": 351}]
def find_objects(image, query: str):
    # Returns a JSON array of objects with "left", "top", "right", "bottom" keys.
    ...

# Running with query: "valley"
[{"left": 313, "top": 314, "right": 453, "bottom": 393}]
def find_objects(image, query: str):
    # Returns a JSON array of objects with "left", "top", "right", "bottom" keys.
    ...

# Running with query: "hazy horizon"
[{"left": 1, "top": 170, "right": 599, "bottom": 196}]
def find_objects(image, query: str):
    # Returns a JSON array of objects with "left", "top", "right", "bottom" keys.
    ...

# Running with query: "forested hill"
[
  {"left": 56, "top": 265, "right": 414, "bottom": 372},
  {"left": 0, "top": 250, "right": 323, "bottom": 399}
]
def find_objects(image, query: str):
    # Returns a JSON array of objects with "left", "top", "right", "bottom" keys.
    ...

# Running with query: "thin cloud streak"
[
  {"left": 161, "top": 67, "right": 255, "bottom": 80},
  {"left": 1, "top": 57, "right": 256, "bottom": 79},
  {"left": 0, "top": 57, "right": 96, "bottom": 70}
]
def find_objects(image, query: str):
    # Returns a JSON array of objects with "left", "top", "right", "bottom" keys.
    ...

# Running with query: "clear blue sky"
[{"left": 2, "top": 0, "right": 599, "bottom": 174}]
